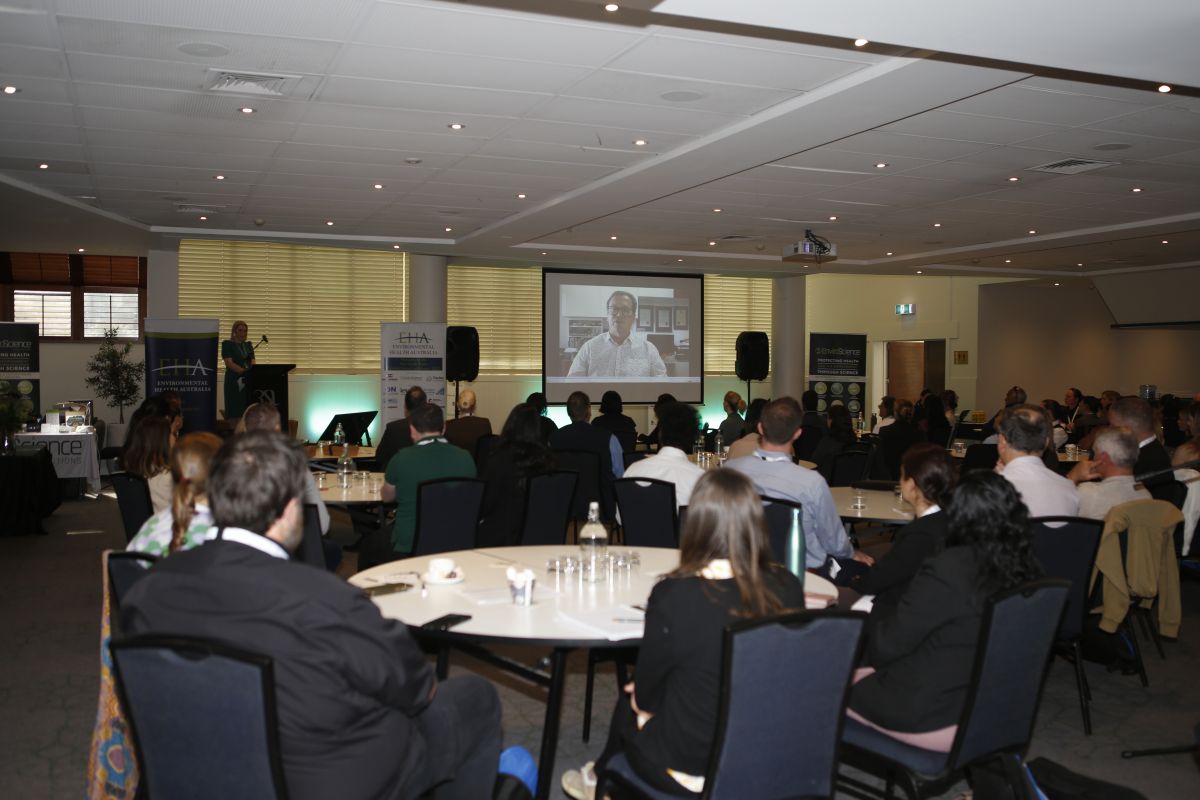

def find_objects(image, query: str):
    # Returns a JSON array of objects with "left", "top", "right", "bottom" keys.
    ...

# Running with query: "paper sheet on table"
[
  {"left": 456, "top": 586, "right": 559, "bottom": 606},
  {"left": 556, "top": 608, "right": 644, "bottom": 641},
  {"left": 804, "top": 590, "right": 837, "bottom": 610},
  {"left": 851, "top": 594, "right": 875, "bottom": 613}
]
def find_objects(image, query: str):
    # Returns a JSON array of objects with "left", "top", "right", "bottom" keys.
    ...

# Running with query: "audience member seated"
[
  {"left": 375, "top": 385, "right": 426, "bottom": 469},
  {"left": 551, "top": 391, "right": 624, "bottom": 481},
  {"left": 996, "top": 404, "right": 1079, "bottom": 517},
  {"left": 717, "top": 390, "right": 747, "bottom": 447},
  {"left": 638, "top": 393, "right": 677, "bottom": 449},
  {"left": 623, "top": 402, "right": 706, "bottom": 508},
  {"left": 941, "top": 389, "right": 960, "bottom": 427},
  {"left": 1099, "top": 390, "right": 1121, "bottom": 422},
  {"left": 478, "top": 403, "right": 556, "bottom": 547},
  {"left": 128, "top": 432, "right": 222, "bottom": 556},
  {"left": 1042, "top": 398, "right": 1070, "bottom": 449},
  {"left": 727, "top": 397, "right": 873, "bottom": 575},
  {"left": 561, "top": 469, "right": 804, "bottom": 799},
  {"left": 879, "top": 399, "right": 922, "bottom": 481},
  {"left": 1062, "top": 387, "right": 1084, "bottom": 431},
  {"left": 1160, "top": 394, "right": 1189, "bottom": 448},
  {"left": 122, "top": 430, "right": 502, "bottom": 800},
  {"left": 1068, "top": 428, "right": 1151, "bottom": 521},
  {"left": 811, "top": 404, "right": 856, "bottom": 482},
  {"left": 592, "top": 390, "right": 638, "bottom": 453},
  {"left": 526, "top": 391, "right": 558, "bottom": 445},
  {"left": 122, "top": 415, "right": 176, "bottom": 513},
  {"left": 920, "top": 393, "right": 952, "bottom": 448},
  {"left": 124, "top": 392, "right": 183, "bottom": 447},
  {"left": 872, "top": 395, "right": 896, "bottom": 434},
  {"left": 845, "top": 443, "right": 955, "bottom": 611},
  {"left": 382, "top": 403, "right": 476, "bottom": 556},
  {"left": 980, "top": 385, "right": 1027, "bottom": 440},
  {"left": 726, "top": 397, "right": 768, "bottom": 460},
  {"left": 794, "top": 389, "right": 827, "bottom": 462},
  {"left": 444, "top": 389, "right": 493, "bottom": 461},
  {"left": 848, "top": 471, "right": 1041, "bottom": 751},
  {"left": 1109, "top": 396, "right": 1173, "bottom": 491},
  {"left": 1070, "top": 396, "right": 1103, "bottom": 444}
]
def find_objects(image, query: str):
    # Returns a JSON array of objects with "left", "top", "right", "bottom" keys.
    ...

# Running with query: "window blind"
[
  {"left": 178, "top": 240, "right": 409, "bottom": 373},
  {"left": 703, "top": 275, "right": 774, "bottom": 375},
  {"left": 84, "top": 291, "right": 140, "bottom": 338},
  {"left": 14, "top": 290, "right": 72, "bottom": 337},
  {"left": 447, "top": 265, "right": 541, "bottom": 374}
]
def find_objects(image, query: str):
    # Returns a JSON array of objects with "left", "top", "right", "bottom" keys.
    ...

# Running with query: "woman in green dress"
[{"left": 221, "top": 320, "right": 255, "bottom": 419}]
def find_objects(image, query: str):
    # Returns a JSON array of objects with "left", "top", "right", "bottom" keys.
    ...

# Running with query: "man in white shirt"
[
  {"left": 623, "top": 401, "right": 705, "bottom": 508},
  {"left": 996, "top": 404, "right": 1079, "bottom": 517},
  {"left": 567, "top": 290, "right": 667, "bottom": 378},
  {"left": 1068, "top": 428, "right": 1151, "bottom": 520}
]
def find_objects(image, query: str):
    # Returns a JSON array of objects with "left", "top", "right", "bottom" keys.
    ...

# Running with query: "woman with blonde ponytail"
[
  {"left": 717, "top": 390, "right": 748, "bottom": 448},
  {"left": 127, "top": 432, "right": 223, "bottom": 556}
]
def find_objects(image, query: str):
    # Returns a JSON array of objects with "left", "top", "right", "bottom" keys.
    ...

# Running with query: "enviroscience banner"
[{"left": 144, "top": 318, "right": 219, "bottom": 433}]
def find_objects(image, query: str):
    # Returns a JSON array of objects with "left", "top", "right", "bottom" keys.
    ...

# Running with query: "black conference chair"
[
  {"left": 614, "top": 478, "right": 678, "bottom": 548},
  {"left": 760, "top": 495, "right": 803, "bottom": 566},
  {"left": 474, "top": 433, "right": 500, "bottom": 471},
  {"left": 794, "top": 424, "right": 826, "bottom": 462},
  {"left": 961, "top": 443, "right": 999, "bottom": 474},
  {"left": 294, "top": 504, "right": 326, "bottom": 569},
  {"left": 838, "top": 579, "right": 1069, "bottom": 800},
  {"left": 554, "top": 449, "right": 607, "bottom": 521},
  {"left": 411, "top": 478, "right": 485, "bottom": 557},
  {"left": 110, "top": 635, "right": 289, "bottom": 800},
  {"left": 520, "top": 471, "right": 577, "bottom": 546},
  {"left": 1031, "top": 516, "right": 1103, "bottom": 734},
  {"left": 829, "top": 448, "right": 872, "bottom": 487},
  {"left": 110, "top": 473, "right": 154, "bottom": 542},
  {"left": 107, "top": 550, "right": 158, "bottom": 619},
  {"left": 622, "top": 451, "right": 648, "bottom": 471},
  {"left": 598, "top": 611, "right": 866, "bottom": 799}
]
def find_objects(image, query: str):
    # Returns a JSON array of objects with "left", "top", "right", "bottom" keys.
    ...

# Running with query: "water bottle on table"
[{"left": 578, "top": 501, "right": 609, "bottom": 582}]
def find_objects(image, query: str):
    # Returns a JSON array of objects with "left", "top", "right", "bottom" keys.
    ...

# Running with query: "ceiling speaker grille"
[
  {"left": 205, "top": 69, "right": 299, "bottom": 97},
  {"left": 1028, "top": 158, "right": 1117, "bottom": 175}
]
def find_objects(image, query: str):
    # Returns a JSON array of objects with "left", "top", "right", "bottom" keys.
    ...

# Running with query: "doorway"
[{"left": 885, "top": 340, "right": 945, "bottom": 406}]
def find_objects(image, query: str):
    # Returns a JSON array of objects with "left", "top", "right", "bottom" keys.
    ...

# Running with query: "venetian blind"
[
  {"left": 446, "top": 265, "right": 541, "bottom": 374},
  {"left": 14, "top": 290, "right": 72, "bottom": 337},
  {"left": 178, "top": 240, "right": 409, "bottom": 373},
  {"left": 703, "top": 275, "right": 774, "bottom": 375}
]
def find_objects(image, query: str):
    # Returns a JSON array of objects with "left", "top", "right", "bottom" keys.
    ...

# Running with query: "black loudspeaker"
[
  {"left": 446, "top": 326, "right": 480, "bottom": 382},
  {"left": 735, "top": 331, "right": 769, "bottom": 381}
]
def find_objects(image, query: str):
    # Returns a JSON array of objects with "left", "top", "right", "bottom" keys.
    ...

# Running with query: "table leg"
[
  {"left": 536, "top": 647, "right": 571, "bottom": 800},
  {"left": 436, "top": 647, "right": 450, "bottom": 681}
]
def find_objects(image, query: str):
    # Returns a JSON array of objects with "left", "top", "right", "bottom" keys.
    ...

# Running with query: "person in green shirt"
[
  {"left": 221, "top": 319, "right": 255, "bottom": 419},
  {"left": 382, "top": 402, "right": 476, "bottom": 554}
]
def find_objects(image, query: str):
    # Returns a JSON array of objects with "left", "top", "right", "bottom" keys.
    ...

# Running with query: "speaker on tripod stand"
[
  {"left": 735, "top": 332, "right": 769, "bottom": 401},
  {"left": 446, "top": 326, "right": 479, "bottom": 418}
]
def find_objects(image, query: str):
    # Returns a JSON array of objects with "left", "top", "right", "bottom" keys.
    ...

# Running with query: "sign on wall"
[
  {"left": 0, "top": 322, "right": 41, "bottom": 424},
  {"left": 808, "top": 332, "right": 868, "bottom": 415},
  {"left": 380, "top": 322, "right": 446, "bottom": 427},
  {"left": 144, "top": 318, "right": 219, "bottom": 433}
]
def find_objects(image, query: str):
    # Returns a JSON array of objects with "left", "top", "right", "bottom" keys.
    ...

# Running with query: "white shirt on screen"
[{"left": 567, "top": 332, "right": 667, "bottom": 378}]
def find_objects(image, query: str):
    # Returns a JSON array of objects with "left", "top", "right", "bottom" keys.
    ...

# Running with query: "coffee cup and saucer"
[{"left": 425, "top": 557, "right": 465, "bottom": 585}]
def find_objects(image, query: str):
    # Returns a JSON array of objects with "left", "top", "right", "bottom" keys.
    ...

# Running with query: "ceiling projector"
[{"left": 783, "top": 229, "right": 837, "bottom": 263}]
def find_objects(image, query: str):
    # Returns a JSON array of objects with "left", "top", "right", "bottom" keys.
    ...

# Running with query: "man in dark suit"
[
  {"left": 1109, "top": 396, "right": 1173, "bottom": 491},
  {"left": 795, "top": 388, "right": 827, "bottom": 462},
  {"left": 122, "top": 431, "right": 501, "bottom": 800},
  {"left": 444, "top": 389, "right": 492, "bottom": 460},
  {"left": 550, "top": 391, "right": 624, "bottom": 515},
  {"left": 879, "top": 399, "right": 923, "bottom": 481},
  {"left": 374, "top": 385, "right": 425, "bottom": 469}
]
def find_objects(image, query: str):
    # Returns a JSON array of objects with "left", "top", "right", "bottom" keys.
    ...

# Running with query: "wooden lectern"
[{"left": 245, "top": 364, "right": 296, "bottom": 433}]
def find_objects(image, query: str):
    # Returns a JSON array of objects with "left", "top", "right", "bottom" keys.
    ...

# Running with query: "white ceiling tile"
[
  {"left": 89, "top": 146, "right": 271, "bottom": 172},
  {"left": 607, "top": 34, "right": 871, "bottom": 91},
  {"left": 1016, "top": 128, "right": 1200, "bottom": 161},
  {"left": 289, "top": 124, "right": 482, "bottom": 155},
  {"left": 55, "top": 0, "right": 374, "bottom": 40},
  {"left": 316, "top": 75, "right": 549, "bottom": 116},
  {"left": 71, "top": 79, "right": 313, "bottom": 122},
  {"left": 832, "top": 131, "right": 991, "bottom": 160},
  {"left": 84, "top": 128, "right": 283, "bottom": 156},
  {"left": 0, "top": 122, "right": 83, "bottom": 145},
  {"left": 300, "top": 102, "right": 512, "bottom": 137},
  {"left": 0, "top": 10, "right": 56, "bottom": 49},
  {"left": 0, "top": 43, "right": 67, "bottom": 80},
  {"left": 268, "top": 157, "right": 455, "bottom": 179},
  {"left": 564, "top": 69, "right": 798, "bottom": 116},
  {"left": 0, "top": 76, "right": 73, "bottom": 104},
  {"left": 256, "top": 171, "right": 423, "bottom": 190},
  {"left": 271, "top": 141, "right": 468, "bottom": 168},
  {"left": 779, "top": 149, "right": 936, "bottom": 173},
  {"left": 0, "top": 141, "right": 87, "bottom": 161},
  {"left": 1090, "top": 106, "right": 1200, "bottom": 144},
  {"left": 450, "top": 155, "right": 615, "bottom": 182},
  {"left": 529, "top": 96, "right": 737, "bottom": 136},
  {"left": 1018, "top": 78, "right": 1176, "bottom": 108},
  {"left": 334, "top": 44, "right": 591, "bottom": 93},
  {"left": 499, "top": 118, "right": 694, "bottom": 150},
  {"left": 879, "top": 110, "right": 1067, "bottom": 145},
  {"left": 354, "top": 2, "right": 647, "bottom": 67},
  {"left": 942, "top": 83, "right": 1156, "bottom": 127},
  {"left": 475, "top": 138, "right": 647, "bottom": 168},
  {"left": 79, "top": 106, "right": 297, "bottom": 140},
  {"left": 744, "top": 165, "right": 874, "bottom": 188}
]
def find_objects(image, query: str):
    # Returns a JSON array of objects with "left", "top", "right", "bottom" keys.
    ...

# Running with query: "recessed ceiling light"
[
  {"left": 404, "top": 157, "right": 422, "bottom": 165},
  {"left": 1053, "top": 282, "right": 1060, "bottom": 287},
  {"left": 1162, "top": 239, "right": 1169, "bottom": 244},
  {"left": 444, "top": 227, "right": 453, "bottom": 232},
  {"left": 542, "top": 252, "right": 548, "bottom": 256},
  {"left": 708, "top": 241, "right": 717, "bottom": 246},
  {"left": 610, "top": 235, "right": 618, "bottom": 240},
  {"left": 713, "top": 208, "right": 722, "bottom": 213},
  {"left": 373, "top": 183, "right": 384, "bottom": 189},
  {"left": 828, "top": 215, "right": 837, "bottom": 221},
  {"left": 516, "top": 193, "right": 526, "bottom": 199},
  {"left": 1158, "top": 84, "right": 1172, "bottom": 93},
  {"left": 916, "top": 270, "right": 923, "bottom": 274},
  {"left": 1028, "top": 229, "right": 1037, "bottom": 235},
  {"left": 875, "top": 162, "right": 887, "bottom": 169},
  {"left": 1076, "top": 263, "right": 1083, "bottom": 267},
  {"left": 199, "top": 215, "right": 207, "bottom": 221},
  {"left": 933, "top": 222, "right": 941, "bottom": 227},
  {"left": 325, "top": 220, "right": 334, "bottom": 226},
  {"left": 633, "top": 139, "right": 647, "bottom": 147},
  {"left": 604, "top": 3, "right": 619, "bottom": 11},
  {"left": 77, "top": 248, "right": 86, "bottom": 253},
  {"left": 660, "top": 90, "right": 706, "bottom": 102},
  {"left": 1004, "top": 259, "right": 1012, "bottom": 264},
  {"left": 3, "top": 85, "right": 19, "bottom": 95},
  {"left": 854, "top": 38, "right": 869, "bottom": 47},
  {"left": 239, "top": 107, "right": 255, "bottom": 114},
  {"left": 1131, "top": 187, "right": 1143, "bottom": 192},
  {"left": 393, "top": 245, "right": 401, "bottom": 249},
  {"left": 447, "top": 122, "right": 464, "bottom": 130},
  {"left": 38, "top": 163, "right": 48, "bottom": 169},
  {"left": 1008, "top": 176, "right": 1020, "bottom": 182},
  {"left": 677, "top": 258, "right": 684, "bottom": 262},
  {"left": 214, "top": 174, "right": 225, "bottom": 180},
  {"left": 885, "top": 251, "right": 894, "bottom": 256},
  {"left": 178, "top": 41, "right": 230, "bottom": 57}
]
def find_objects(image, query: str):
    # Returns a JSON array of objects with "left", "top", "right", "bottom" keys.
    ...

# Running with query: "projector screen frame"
[{"left": 542, "top": 268, "right": 705, "bottom": 406}]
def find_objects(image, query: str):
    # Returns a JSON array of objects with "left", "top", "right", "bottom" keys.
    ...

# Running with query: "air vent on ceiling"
[
  {"left": 205, "top": 69, "right": 300, "bottom": 97},
  {"left": 1028, "top": 158, "right": 1118, "bottom": 175}
]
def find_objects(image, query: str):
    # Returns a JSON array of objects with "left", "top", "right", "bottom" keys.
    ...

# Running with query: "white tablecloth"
[{"left": 12, "top": 432, "right": 101, "bottom": 492}]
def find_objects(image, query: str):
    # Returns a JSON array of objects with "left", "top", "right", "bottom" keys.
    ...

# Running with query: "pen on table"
[{"left": 612, "top": 617, "right": 644, "bottom": 623}]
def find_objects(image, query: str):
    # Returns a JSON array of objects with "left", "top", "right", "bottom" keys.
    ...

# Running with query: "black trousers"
[{"left": 402, "top": 675, "right": 503, "bottom": 799}]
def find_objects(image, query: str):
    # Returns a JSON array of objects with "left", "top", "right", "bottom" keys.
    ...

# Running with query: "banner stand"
[{"left": 144, "top": 319, "right": 220, "bottom": 433}]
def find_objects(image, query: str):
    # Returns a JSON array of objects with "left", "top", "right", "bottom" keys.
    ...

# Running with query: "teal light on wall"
[{"left": 304, "top": 382, "right": 382, "bottom": 442}]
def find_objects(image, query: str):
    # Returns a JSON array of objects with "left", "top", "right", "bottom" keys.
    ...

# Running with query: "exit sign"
[{"left": 895, "top": 303, "right": 915, "bottom": 315}]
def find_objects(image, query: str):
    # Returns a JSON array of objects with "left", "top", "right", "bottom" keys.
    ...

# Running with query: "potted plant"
[
  {"left": 85, "top": 328, "right": 144, "bottom": 429},
  {"left": 0, "top": 381, "right": 34, "bottom": 453}
]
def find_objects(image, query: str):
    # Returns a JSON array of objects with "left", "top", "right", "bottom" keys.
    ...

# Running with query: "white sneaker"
[{"left": 561, "top": 761, "right": 597, "bottom": 800}]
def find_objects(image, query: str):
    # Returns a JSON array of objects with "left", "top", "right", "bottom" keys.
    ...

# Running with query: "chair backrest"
[
  {"left": 474, "top": 433, "right": 500, "bottom": 470},
  {"left": 108, "top": 550, "right": 158, "bottom": 615},
  {"left": 703, "top": 611, "right": 865, "bottom": 799},
  {"left": 412, "top": 478, "right": 485, "bottom": 556},
  {"left": 614, "top": 429, "right": 637, "bottom": 454},
  {"left": 110, "top": 635, "right": 289, "bottom": 800},
  {"left": 950, "top": 580, "right": 1070, "bottom": 770},
  {"left": 760, "top": 495, "right": 803, "bottom": 565},
  {"left": 111, "top": 473, "right": 154, "bottom": 542},
  {"left": 613, "top": 478, "right": 678, "bottom": 548},
  {"left": 293, "top": 504, "right": 325, "bottom": 569},
  {"left": 828, "top": 448, "right": 870, "bottom": 487},
  {"left": 554, "top": 449, "right": 605, "bottom": 520},
  {"left": 962, "top": 443, "right": 999, "bottom": 473},
  {"left": 520, "top": 471, "right": 577, "bottom": 546},
  {"left": 1030, "top": 517, "right": 1103, "bottom": 641},
  {"left": 1149, "top": 479, "right": 1187, "bottom": 510},
  {"left": 794, "top": 424, "right": 825, "bottom": 461}
]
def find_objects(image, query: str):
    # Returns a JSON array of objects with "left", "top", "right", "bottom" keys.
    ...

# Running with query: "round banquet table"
[
  {"left": 830, "top": 486, "right": 915, "bottom": 525},
  {"left": 351, "top": 545, "right": 837, "bottom": 799}
]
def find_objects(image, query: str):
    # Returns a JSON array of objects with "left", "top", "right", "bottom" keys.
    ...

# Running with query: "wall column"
[
  {"left": 409, "top": 253, "right": 448, "bottom": 322},
  {"left": 772, "top": 274, "right": 806, "bottom": 399},
  {"left": 146, "top": 244, "right": 179, "bottom": 318}
]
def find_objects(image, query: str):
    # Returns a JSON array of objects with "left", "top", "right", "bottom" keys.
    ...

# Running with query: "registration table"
[
  {"left": 830, "top": 485, "right": 914, "bottom": 525},
  {"left": 351, "top": 545, "right": 837, "bottom": 799},
  {"left": 12, "top": 431, "right": 101, "bottom": 493}
]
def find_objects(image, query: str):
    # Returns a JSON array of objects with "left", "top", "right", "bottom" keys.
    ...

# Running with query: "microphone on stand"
[{"left": 251, "top": 334, "right": 269, "bottom": 352}]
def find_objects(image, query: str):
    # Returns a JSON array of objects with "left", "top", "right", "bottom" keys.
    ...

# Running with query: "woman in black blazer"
[
  {"left": 845, "top": 443, "right": 955, "bottom": 610},
  {"left": 847, "top": 471, "right": 1041, "bottom": 750}
]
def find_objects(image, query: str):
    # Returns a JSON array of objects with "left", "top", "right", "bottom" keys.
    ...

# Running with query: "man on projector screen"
[{"left": 567, "top": 290, "right": 668, "bottom": 378}]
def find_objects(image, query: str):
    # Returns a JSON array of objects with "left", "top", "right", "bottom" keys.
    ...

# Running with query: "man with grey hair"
[
  {"left": 1108, "top": 396, "right": 1172, "bottom": 491},
  {"left": 996, "top": 404, "right": 1078, "bottom": 517},
  {"left": 1068, "top": 428, "right": 1151, "bottom": 520},
  {"left": 566, "top": 290, "right": 667, "bottom": 377}
]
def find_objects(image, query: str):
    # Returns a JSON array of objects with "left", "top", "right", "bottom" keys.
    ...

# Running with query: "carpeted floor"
[{"left": 1, "top": 494, "right": 1197, "bottom": 798}]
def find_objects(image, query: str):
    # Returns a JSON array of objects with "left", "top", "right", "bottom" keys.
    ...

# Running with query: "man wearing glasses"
[{"left": 567, "top": 290, "right": 668, "bottom": 378}]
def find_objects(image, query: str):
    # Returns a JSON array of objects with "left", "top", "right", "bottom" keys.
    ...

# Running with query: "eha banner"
[
  {"left": 808, "top": 332, "right": 868, "bottom": 416},
  {"left": 380, "top": 322, "right": 446, "bottom": 427},
  {"left": 0, "top": 322, "right": 40, "bottom": 424},
  {"left": 144, "top": 318, "right": 219, "bottom": 433}
]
